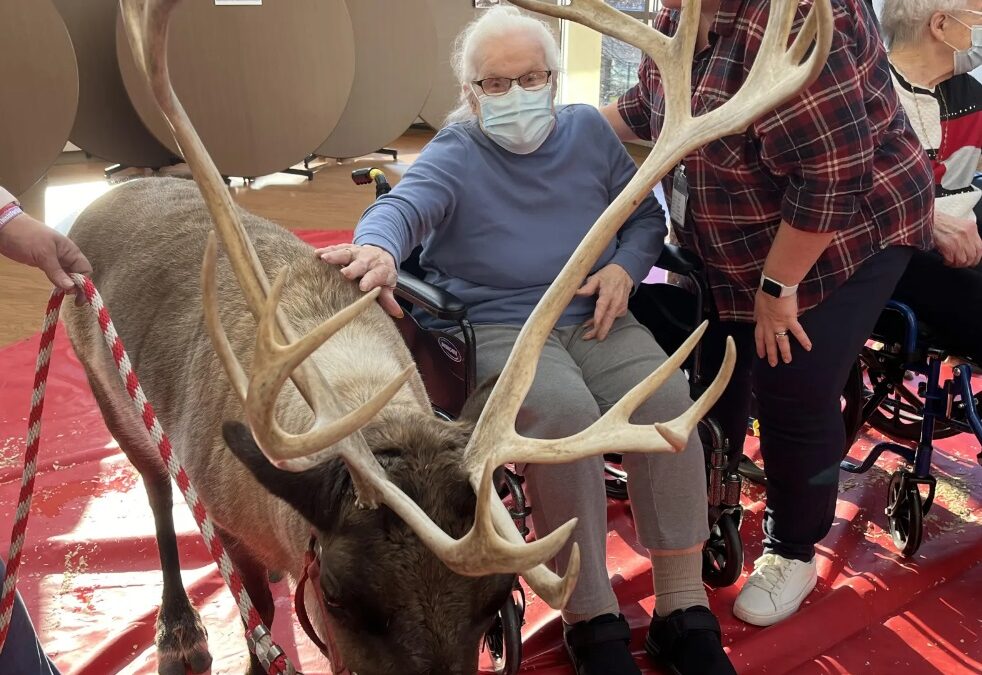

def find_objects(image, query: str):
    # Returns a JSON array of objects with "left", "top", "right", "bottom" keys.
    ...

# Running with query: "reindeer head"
[
  {"left": 222, "top": 411, "right": 515, "bottom": 675},
  {"left": 118, "top": 0, "right": 831, "bottom": 672}
]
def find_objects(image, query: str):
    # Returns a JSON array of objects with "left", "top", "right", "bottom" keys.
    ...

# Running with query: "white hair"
[
  {"left": 444, "top": 5, "right": 561, "bottom": 126},
  {"left": 880, "top": 0, "right": 972, "bottom": 47}
]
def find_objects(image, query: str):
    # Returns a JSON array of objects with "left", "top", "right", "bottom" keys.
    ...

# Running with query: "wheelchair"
[
  {"left": 350, "top": 168, "right": 746, "bottom": 673},
  {"left": 840, "top": 299, "right": 982, "bottom": 557}
]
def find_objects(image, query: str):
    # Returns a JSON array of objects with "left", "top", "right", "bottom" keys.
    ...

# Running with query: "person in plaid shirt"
[{"left": 603, "top": 0, "right": 934, "bottom": 627}]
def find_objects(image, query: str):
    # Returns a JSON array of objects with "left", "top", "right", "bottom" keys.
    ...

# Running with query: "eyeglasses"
[{"left": 472, "top": 70, "right": 552, "bottom": 96}]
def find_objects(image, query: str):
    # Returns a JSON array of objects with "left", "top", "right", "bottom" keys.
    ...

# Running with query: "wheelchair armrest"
[
  {"left": 395, "top": 271, "right": 468, "bottom": 322},
  {"left": 654, "top": 244, "right": 702, "bottom": 276}
]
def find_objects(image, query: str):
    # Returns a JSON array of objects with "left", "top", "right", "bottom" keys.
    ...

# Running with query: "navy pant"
[
  {"left": 0, "top": 558, "right": 59, "bottom": 674},
  {"left": 891, "top": 217, "right": 982, "bottom": 365},
  {"left": 699, "top": 246, "right": 913, "bottom": 562}
]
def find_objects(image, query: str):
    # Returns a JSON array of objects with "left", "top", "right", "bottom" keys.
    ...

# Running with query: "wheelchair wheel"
[
  {"left": 857, "top": 349, "right": 960, "bottom": 442},
  {"left": 483, "top": 585, "right": 524, "bottom": 675},
  {"left": 841, "top": 359, "right": 866, "bottom": 451},
  {"left": 886, "top": 471, "right": 923, "bottom": 557},
  {"left": 702, "top": 511, "right": 743, "bottom": 588}
]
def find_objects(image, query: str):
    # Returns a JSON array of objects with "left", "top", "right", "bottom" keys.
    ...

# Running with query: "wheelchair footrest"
[{"left": 841, "top": 441, "right": 916, "bottom": 474}]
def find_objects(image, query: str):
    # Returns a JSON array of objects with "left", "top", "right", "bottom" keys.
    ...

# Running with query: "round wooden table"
[
  {"left": 51, "top": 0, "right": 174, "bottom": 169},
  {"left": 418, "top": 0, "right": 481, "bottom": 129},
  {"left": 117, "top": 0, "right": 355, "bottom": 178},
  {"left": 316, "top": 0, "right": 437, "bottom": 159},
  {"left": 0, "top": 0, "right": 78, "bottom": 196}
]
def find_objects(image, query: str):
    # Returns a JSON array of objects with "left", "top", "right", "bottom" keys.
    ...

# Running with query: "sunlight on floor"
[{"left": 45, "top": 181, "right": 112, "bottom": 234}]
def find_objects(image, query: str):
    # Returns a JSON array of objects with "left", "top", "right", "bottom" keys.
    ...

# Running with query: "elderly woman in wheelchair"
[{"left": 317, "top": 7, "right": 735, "bottom": 675}]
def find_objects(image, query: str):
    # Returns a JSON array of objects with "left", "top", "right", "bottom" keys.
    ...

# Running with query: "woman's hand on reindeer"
[
  {"left": 753, "top": 289, "right": 812, "bottom": 367},
  {"left": 316, "top": 243, "right": 403, "bottom": 317},
  {"left": 0, "top": 212, "right": 92, "bottom": 301},
  {"left": 576, "top": 263, "right": 632, "bottom": 341}
]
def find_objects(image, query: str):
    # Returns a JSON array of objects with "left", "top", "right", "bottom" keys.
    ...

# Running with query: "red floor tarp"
[{"left": 1, "top": 229, "right": 979, "bottom": 674}]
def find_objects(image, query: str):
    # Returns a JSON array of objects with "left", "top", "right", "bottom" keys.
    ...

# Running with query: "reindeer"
[{"left": 60, "top": 0, "right": 831, "bottom": 673}]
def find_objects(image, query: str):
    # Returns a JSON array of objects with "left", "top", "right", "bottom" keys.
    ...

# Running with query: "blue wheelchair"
[{"left": 840, "top": 300, "right": 982, "bottom": 556}]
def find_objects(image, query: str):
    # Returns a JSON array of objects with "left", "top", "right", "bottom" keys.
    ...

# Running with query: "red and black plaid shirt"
[{"left": 618, "top": 0, "right": 934, "bottom": 321}]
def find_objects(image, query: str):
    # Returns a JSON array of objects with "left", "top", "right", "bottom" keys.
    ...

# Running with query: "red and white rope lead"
[{"left": 0, "top": 275, "right": 296, "bottom": 674}]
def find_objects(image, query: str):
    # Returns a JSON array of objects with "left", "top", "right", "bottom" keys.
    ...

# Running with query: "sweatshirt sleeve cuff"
[
  {"left": 610, "top": 247, "right": 656, "bottom": 288},
  {"left": 353, "top": 232, "right": 403, "bottom": 263}
]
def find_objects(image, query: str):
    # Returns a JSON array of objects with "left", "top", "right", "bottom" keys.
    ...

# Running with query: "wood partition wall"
[
  {"left": 52, "top": 0, "right": 174, "bottom": 169},
  {"left": 6, "top": 1, "right": 564, "bottom": 186},
  {"left": 116, "top": 0, "right": 356, "bottom": 179},
  {"left": 316, "top": 0, "right": 437, "bottom": 160},
  {"left": 0, "top": 0, "right": 78, "bottom": 197}
]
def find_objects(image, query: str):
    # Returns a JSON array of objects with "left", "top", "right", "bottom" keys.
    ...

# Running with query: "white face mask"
[
  {"left": 473, "top": 84, "right": 556, "bottom": 154},
  {"left": 945, "top": 15, "right": 982, "bottom": 75}
]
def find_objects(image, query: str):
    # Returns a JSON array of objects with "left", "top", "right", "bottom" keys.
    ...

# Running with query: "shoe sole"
[
  {"left": 732, "top": 572, "right": 818, "bottom": 627},
  {"left": 643, "top": 635, "right": 681, "bottom": 675}
]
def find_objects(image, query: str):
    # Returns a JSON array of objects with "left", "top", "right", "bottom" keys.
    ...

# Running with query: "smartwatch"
[{"left": 760, "top": 274, "right": 799, "bottom": 298}]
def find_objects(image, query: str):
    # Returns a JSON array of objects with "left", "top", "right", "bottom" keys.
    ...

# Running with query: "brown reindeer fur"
[{"left": 62, "top": 177, "right": 513, "bottom": 675}]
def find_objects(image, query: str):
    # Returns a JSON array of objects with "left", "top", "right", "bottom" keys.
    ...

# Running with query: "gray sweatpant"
[{"left": 462, "top": 313, "right": 708, "bottom": 620}]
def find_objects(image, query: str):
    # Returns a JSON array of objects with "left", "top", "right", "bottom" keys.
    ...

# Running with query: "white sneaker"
[{"left": 733, "top": 553, "right": 817, "bottom": 626}]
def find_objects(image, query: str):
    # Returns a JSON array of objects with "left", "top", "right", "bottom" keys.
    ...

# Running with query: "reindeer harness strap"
[{"left": 294, "top": 537, "right": 350, "bottom": 674}]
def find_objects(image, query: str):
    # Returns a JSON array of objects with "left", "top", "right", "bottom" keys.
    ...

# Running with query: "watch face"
[{"left": 761, "top": 278, "right": 782, "bottom": 298}]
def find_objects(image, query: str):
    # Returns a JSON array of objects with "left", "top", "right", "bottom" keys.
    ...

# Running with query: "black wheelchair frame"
[
  {"left": 350, "top": 168, "right": 745, "bottom": 674},
  {"left": 840, "top": 300, "right": 982, "bottom": 556}
]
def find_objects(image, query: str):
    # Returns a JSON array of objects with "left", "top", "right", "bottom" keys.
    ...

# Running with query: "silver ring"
[{"left": 775, "top": 331, "right": 789, "bottom": 337}]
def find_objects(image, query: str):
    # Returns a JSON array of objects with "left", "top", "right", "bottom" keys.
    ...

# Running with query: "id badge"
[{"left": 670, "top": 163, "right": 688, "bottom": 230}]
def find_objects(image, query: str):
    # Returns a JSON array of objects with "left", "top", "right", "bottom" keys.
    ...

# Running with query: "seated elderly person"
[
  {"left": 318, "top": 7, "right": 734, "bottom": 675},
  {"left": 882, "top": 0, "right": 982, "bottom": 364}
]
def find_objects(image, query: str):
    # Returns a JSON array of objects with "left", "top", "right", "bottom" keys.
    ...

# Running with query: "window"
[{"left": 599, "top": 1, "right": 661, "bottom": 106}]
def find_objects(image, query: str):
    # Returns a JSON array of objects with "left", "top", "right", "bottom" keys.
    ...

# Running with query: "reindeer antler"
[
  {"left": 117, "top": 0, "right": 832, "bottom": 609},
  {"left": 117, "top": 0, "right": 581, "bottom": 583},
  {"left": 456, "top": 0, "right": 833, "bottom": 604},
  {"left": 473, "top": 0, "right": 831, "bottom": 461},
  {"left": 119, "top": 0, "right": 358, "bottom": 444}
]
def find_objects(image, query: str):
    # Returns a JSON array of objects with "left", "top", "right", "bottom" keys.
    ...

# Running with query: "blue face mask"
[
  {"left": 473, "top": 84, "right": 556, "bottom": 154},
  {"left": 945, "top": 15, "right": 982, "bottom": 75}
]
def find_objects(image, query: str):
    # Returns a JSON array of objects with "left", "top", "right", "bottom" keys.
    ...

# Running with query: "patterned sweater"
[{"left": 889, "top": 66, "right": 982, "bottom": 221}]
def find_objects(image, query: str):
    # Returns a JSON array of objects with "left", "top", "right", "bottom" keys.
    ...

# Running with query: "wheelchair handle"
[{"left": 351, "top": 168, "right": 391, "bottom": 199}]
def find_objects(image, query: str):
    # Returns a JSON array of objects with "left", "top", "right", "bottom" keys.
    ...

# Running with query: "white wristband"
[{"left": 0, "top": 203, "right": 23, "bottom": 230}]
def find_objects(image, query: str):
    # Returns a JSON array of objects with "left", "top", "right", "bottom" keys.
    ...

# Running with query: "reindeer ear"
[
  {"left": 222, "top": 421, "right": 349, "bottom": 533},
  {"left": 457, "top": 374, "right": 500, "bottom": 424}
]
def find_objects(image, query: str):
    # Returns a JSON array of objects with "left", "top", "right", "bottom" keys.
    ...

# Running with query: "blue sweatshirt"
[{"left": 354, "top": 104, "right": 667, "bottom": 329}]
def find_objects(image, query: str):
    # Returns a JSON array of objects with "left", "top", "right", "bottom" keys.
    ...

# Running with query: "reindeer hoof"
[{"left": 156, "top": 606, "right": 212, "bottom": 675}]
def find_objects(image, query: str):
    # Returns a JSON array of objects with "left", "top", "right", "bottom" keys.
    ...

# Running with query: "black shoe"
[
  {"left": 563, "top": 613, "right": 641, "bottom": 675},
  {"left": 645, "top": 606, "right": 736, "bottom": 675}
]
